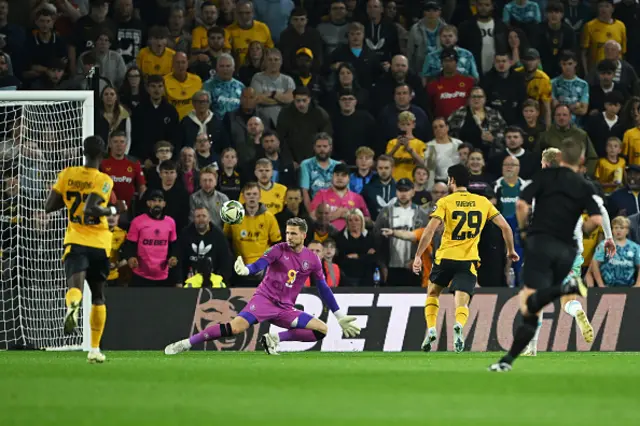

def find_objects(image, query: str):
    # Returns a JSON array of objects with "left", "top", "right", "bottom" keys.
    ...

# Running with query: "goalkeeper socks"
[
  {"left": 425, "top": 296, "right": 439, "bottom": 329},
  {"left": 502, "top": 313, "right": 539, "bottom": 364},
  {"left": 90, "top": 305, "right": 106, "bottom": 349},
  {"left": 65, "top": 288, "right": 82, "bottom": 308},
  {"left": 189, "top": 323, "right": 232, "bottom": 345},
  {"left": 278, "top": 329, "right": 322, "bottom": 342},
  {"left": 455, "top": 306, "right": 469, "bottom": 327},
  {"left": 564, "top": 300, "right": 582, "bottom": 318}
]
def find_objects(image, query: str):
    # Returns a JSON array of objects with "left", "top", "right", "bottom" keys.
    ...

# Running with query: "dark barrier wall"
[{"left": 102, "top": 288, "right": 638, "bottom": 351}]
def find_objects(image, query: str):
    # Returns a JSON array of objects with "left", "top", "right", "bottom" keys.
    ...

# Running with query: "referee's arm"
[{"left": 515, "top": 199, "right": 531, "bottom": 234}]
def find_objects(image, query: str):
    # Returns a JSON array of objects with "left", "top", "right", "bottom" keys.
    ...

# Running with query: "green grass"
[{"left": 1, "top": 352, "right": 639, "bottom": 426}]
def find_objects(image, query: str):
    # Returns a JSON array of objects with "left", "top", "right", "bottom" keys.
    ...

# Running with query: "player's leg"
[
  {"left": 264, "top": 313, "right": 328, "bottom": 355},
  {"left": 422, "top": 281, "right": 445, "bottom": 351},
  {"left": 62, "top": 246, "right": 88, "bottom": 335},
  {"left": 522, "top": 307, "right": 542, "bottom": 357},
  {"left": 165, "top": 315, "right": 253, "bottom": 355},
  {"left": 449, "top": 262, "right": 476, "bottom": 353},
  {"left": 87, "top": 280, "right": 107, "bottom": 363},
  {"left": 560, "top": 255, "right": 593, "bottom": 343}
]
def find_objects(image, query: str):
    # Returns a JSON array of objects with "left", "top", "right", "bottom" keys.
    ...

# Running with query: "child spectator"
[
  {"left": 385, "top": 111, "right": 426, "bottom": 182},
  {"left": 518, "top": 99, "right": 545, "bottom": 151},
  {"left": 183, "top": 256, "right": 227, "bottom": 288},
  {"left": 304, "top": 240, "right": 340, "bottom": 287},
  {"left": 412, "top": 165, "right": 431, "bottom": 207},
  {"left": 349, "top": 147, "right": 375, "bottom": 194},
  {"left": 217, "top": 147, "right": 243, "bottom": 201},
  {"left": 144, "top": 141, "right": 175, "bottom": 189},
  {"left": 595, "top": 137, "right": 626, "bottom": 194},
  {"left": 585, "top": 91, "right": 625, "bottom": 158},
  {"left": 591, "top": 216, "right": 640, "bottom": 287}
]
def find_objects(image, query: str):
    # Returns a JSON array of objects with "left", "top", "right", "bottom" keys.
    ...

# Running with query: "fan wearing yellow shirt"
[
  {"left": 164, "top": 52, "right": 203, "bottom": 119},
  {"left": 413, "top": 164, "right": 518, "bottom": 353},
  {"left": 191, "top": 1, "right": 220, "bottom": 53},
  {"left": 386, "top": 111, "right": 426, "bottom": 181},
  {"left": 44, "top": 136, "right": 127, "bottom": 363},
  {"left": 596, "top": 137, "right": 626, "bottom": 193},
  {"left": 623, "top": 126, "right": 640, "bottom": 166},
  {"left": 580, "top": 0, "right": 626, "bottom": 75},
  {"left": 224, "top": 0, "right": 274, "bottom": 65},
  {"left": 516, "top": 49, "right": 552, "bottom": 128},
  {"left": 106, "top": 213, "right": 127, "bottom": 285},
  {"left": 240, "top": 158, "right": 288, "bottom": 215},
  {"left": 183, "top": 257, "right": 226, "bottom": 288},
  {"left": 137, "top": 26, "right": 176, "bottom": 77}
]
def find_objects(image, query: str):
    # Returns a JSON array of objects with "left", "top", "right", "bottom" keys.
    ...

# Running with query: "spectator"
[
  {"left": 329, "top": 22, "right": 380, "bottom": 90},
  {"left": 480, "top": 51, "right": 528, "bottom": 126},
  {"left": 335, "top": 208, "right": 376, "bottom": 286},
  {"left": 489, "top": 126, "right": 539, "bottom": 180},
  {"left": 119, "top": 66, "right": 145, "bottom": 111},
  {"left": 591, "top": 216, "right": 640, "bottom": 287},
  {"left": 203, "top": 53, "right": 245, "bottom": 119},
  {"left": 224, "top": 0, "right": 275, "bottom": 65},
  {"left": 502, "top": 0, "right": 541, "bottom": 40},
  {"left": 77, "top": 29, "right": 126, "bottom": 88},
  {"left": 421, "top": 24, "right": 479, "bottom": 81},
  {"left": 151, "top": 160, "right": 190, "bottom": 233},
  {"left": 304, "top": 239, "right": 340, "bottom": 287},
  {"left": 595, "top": 137, "right": 626, "bottom": 194},
  {"left": 614, "top": 0, "right": 640, "bottom": 71},
  {"left": 106, "top": 212, "right": 127, "bottom": 286},
  {"left": 425, "top": 117, "right": 462, "bottom": 188},
  {"left": 623, "top": 107, "right": 640, "bottom": 165},
  {"left": 407, "top": 1, "right": 445, "bottom": 76},
  {"left": 467, "top": 149, "right": 495, "bottom": 195},
  {"left": 534, "top": 2, "right": 577, "bottom": 78},
  {"left": 259, "top": 131, "right": 296, "bottom": 188},
  {"left": 136, "top": 26, "right": 175, "bottom": 77},
  {"left": 457, "top": 0, "right": 509, "bottom": 76},
  {"left": 218, "top": 0, "right": 237, "bottom": 27},
  {"left": 586, "top": 91, "right": 625, "bottom": 158},
  {"left": 194, "top": 132, "right": 220, "bottom": 169},
  {"left": 426, "top": 48, "right": 475, "bottom": 120},
  {"left": 317, "top": 0, "right": 349, "bottom": 55},
  {"left": 386, "top": 110, "right": 426, "bottom": 182},
  {"left": 628, "top": 211, "right": 640, "bottom": 243},
  {"left": 182, "top": 257, "right": 226, "bottom": 288},
  {"left": 516, "top": 48, "right": 552, "bottom": 128},
  {"left": 0, "top": 54, "right": 20, "bottom": 90},
  {"left": 310, "top": 163, "right": 370, "bottom": 231},
  {"left": 621, "top": 95, "right": 640, "bottom": 129},
  {"left": 191, "top": 1, "right": 220, "bottom": 55},
  {"left": 412, "top": 165, "right": 431, "bottom": 206},
  {"left": 379, "top": 83, "right": 431, "bottom": 153},
  {"left": 300, "top": 132, "right": 338, "bottom": 211},
  {"left": 29, "top": 58, "right": 66, "bottom": 90},
  {"left": 589, "top": 60, "right": 629, "bottom": 116},
  {"left": 331, "top": 89, "right": 376, "bottom": 164},
  {"left": 253, "top": 0, "right": 294, "bottom": 44},
  {"left": 182, "top": 90, "right": 228, "bottom": 154},
  {"left": 349, "top": 146, "right": 375, "bottom": 194},
  {"left": 59, "top": 51, "right": 111, "bottom": 92},
  {"left": 518, "top": 99, "right": 546, "bottom": 151},
  {"left": 448, "top": 86, "right": 506, "bottom": 160},
  {"left": 587, "top": 40, "right": 640, "bottom": 98},
  {"left": 494, "top": 156, "right": 530, "bottom": 217},
  {"left": 564, "top": 0, "right": 591, "bottom": 38},
  {"left": 97, "top": 86, "right": 131, "bottom": 148},
  {"left": 535, "top": 104, "right": 597, "bottom": 174},
  {"left": 251, "top": 48, "right": 295, "bottom": 126},
  {"left": 426, "top": 181, "right": 448, "bottom": 211},
  {"left": 114, "top": 0, "right": 146, "bottom": 67},
  {"left": 100, "top": 130, "right": 146, "bottom": 210},
  {"left": 507, "top": 22, "right": 533, "bottom": 68},
  {"left": 178, "top": 205, "right": 232, "bottom": 284},
  {"left": 224, "top": 182, "right": 281, "bottom": 286},
  {"left": 609, "top": 165, "right": 640, "bottom": 216},
  {"left": 164, "top": 52, "right": 203, "bottom": 120},
  {"left": 130, "top": 75, "right": 180, "bottom": 163},
  {"left": 0, "top": 0, "right": 26, "bottom": 76},
  {"left": 278, "top": 87, "right": 332, "bottom": 164},
  {"left": 167, "top": 5, "right": 191, "bottom": 54},
  {"left": 217, "top": 147, "right": 243, "bottom": 201},
  {"left": 275, "top": 187, "right": 311, "bottom": 237},
  {"left": 225, "top": 87, "right": 274, "bottom": 155},
  {"left": 233, "top": 115, "right": 264, "bottom": 170},
  {"left": 144, "top": 141, "right": 175, "bottom": 188},
  {"left": 124, "top": 190, "right": 178, "bottom": 287},
  {"left": 279, "top": 7, "right": 323, "bottom": 73},
  {"left": 305, "top": 203, "right": 339, "bottom": 245},
  {"left": 457, "top": 142, "right": 473, "bottom": 165},
  {"left": 321, "top": 62, "right": 370, "bottom": 115},
  {"left": 373, "top": 54, "right": 428, "bottom": 115},
  {"left": 23, "top": 8, "right": 67, "bottom": 86},
  {"left": 190, "top": 26, "right": 226, "bottom": 81},
  {"left": 190, "top": 165, "right": 229, "bottom": 229},
  {"left": 375, "top": 178, "right": 427, "bottom": 286},
  {"left": 238, "top": 40, "right": 265, "bottom": 86},
  {"left": 69, "top": 0, "right": 116, "bottom": 72},
  {"left": 551, "top": 50, "right": 589, "bottom": 126},
  {"left": 361, "top": 0, "right": 400, "bottom": 65},
  {"left": 178, "top": 147, "right": 200, "bottom": 195},
  {"left": 581, "top": 0, "right": 627, "bottom": 75},
  {"left": 240, "top": 158, "right": 287, "bottom": 215},
  {"left": 362, "top": 154, "right": 397, "bottom": 220},
  {"left": 289, "top": 48, "right": 323, "bottom": 101}
]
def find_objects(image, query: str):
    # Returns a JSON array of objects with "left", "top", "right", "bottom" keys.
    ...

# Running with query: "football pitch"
[{"left": 1, "top": 352, "right": 639, "bottom": 426}]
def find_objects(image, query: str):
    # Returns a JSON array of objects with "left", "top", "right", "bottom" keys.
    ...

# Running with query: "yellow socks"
[
  {"left": 455, "top": 306, "right": 469, "bottom": 327},
  {"left": 90, "top": 305, "right": 107, "bottom": 349},
  {"left": 425, "top": 296, "right": 439, "bottom": 329},
  {"left": 65, "top": 288, "right": 82, "bottom": 308}
]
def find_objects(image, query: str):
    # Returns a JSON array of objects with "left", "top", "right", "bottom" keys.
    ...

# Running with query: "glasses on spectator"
[
  {"left": 471, "top": 94, "right": 485, "bottom": 99},
  {"left": 156, "top": 148, "right": 172, "bottom": 154}
]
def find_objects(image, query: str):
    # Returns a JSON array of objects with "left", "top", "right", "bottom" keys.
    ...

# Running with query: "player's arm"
[
  {"left": 84, "top": 193, "right": 125, "bottom": 218},
  {"left": 44, "top": 189, "right": 65, "bottom": 214},
  {"left": 582, "top": 193, "right": 605, "bottom": 237},
  {"left": 234, "top": 245, "right": 282, "bottom": 276},
  {"left": 515, "top": 199, "right": 531, "bottom": 234}
]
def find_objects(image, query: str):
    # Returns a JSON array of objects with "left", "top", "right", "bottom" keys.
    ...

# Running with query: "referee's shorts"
[{"left": 522, "top": 234, "right": 576, "bottom": 290}]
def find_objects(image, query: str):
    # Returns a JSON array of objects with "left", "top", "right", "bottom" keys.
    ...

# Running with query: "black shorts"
[
  {"left": 429, "top": 259, "right": 478, "bottom": 295},
  {"left": 522, "top": 235, "right": 576, "bottom": 290},
  {"left": 63, "top": 244, "right": 110, "bottom": 285}
]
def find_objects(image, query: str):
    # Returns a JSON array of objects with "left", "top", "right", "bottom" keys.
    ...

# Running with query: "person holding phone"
[{"left": 385, "top": 111, "right": 426, "bottom": 181}]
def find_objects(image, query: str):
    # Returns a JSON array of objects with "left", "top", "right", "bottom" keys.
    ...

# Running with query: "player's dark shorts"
[
  {"left": 522, "top": 234, "right": 576, "bottom": 289},
  {"left": 63, "top": 244, "right": 110, "bottom": 284},
  {"left": 429, "top": 259, "right": 478, "bottom": 295}
]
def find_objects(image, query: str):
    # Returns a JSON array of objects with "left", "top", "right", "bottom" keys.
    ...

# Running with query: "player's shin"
[
  {"left": 90, "top": 304, "right": 106, "bottom": 349},
  {"left": 455, "top": 306, "right": 469, "bottom": 327},
  {"left": 65, "top": 287, "right": 82, "bottom": 308},
  {"left": 501, "top": 313, "right": 539, "bottom": 365},
  {"left": 425, "top": 296, "right": 439, "bottom": 329},
  {"left": 189, "top": 322, "right": 233, "bottom": 346},
  {"left": 278, "top": 329, "right": 325, "bottom": 342}
]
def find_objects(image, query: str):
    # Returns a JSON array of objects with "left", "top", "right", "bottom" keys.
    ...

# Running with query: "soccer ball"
[{"left": 220, "top": 200, "right": 245, "bottom": 225}]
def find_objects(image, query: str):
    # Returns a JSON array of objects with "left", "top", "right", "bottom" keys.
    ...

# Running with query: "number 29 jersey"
[
  {"left": 430, "top": 191, "right": 500, "bottom": 262},
  {"left": 52, "top": 166, "right": 114, "bottom": 253}
]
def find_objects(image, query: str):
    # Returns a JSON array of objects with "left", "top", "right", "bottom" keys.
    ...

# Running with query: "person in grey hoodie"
[
  {"left": 189, "top": 165, "right": 229, "bottom": 229},
  {"left": 407, "top": 1, "right": 445, "bottom": 75},
  {"left": 77, "top": 28, "right": 126, "bottom": 88}
]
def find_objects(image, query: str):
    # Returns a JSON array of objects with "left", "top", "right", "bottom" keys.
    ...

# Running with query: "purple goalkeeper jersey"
[{"left": 255, "top": 242, "right": 325, "bottom": 307}]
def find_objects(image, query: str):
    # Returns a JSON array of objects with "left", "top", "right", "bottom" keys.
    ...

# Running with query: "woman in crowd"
[
  {"left": 466, "top": 149, "right": 495, "bottom": 195},
  {"left": 425, "top": 117, "right": 462, "bottom": 189},
  {"left": 321, "top": 62, "right": 370, "bottom": 115},
  {"left": 119, "top": 67, "right": 146, "bottom": 112},
  {"left": 591, "top": 216, "right": 640, "bottom": 287},
  {"left": 335, "top": 209, "right": 376, "bottom": 287},
  {"left": 507, "top": 27, "right": 531, "bottom": 68},
  {"left": 179, "top": 147, "right": 200, "bottom": 195},
  {"left": 238, "top": 41, "right": 265, "bottom": 86},
  {"left": 97, "top": 86, "right": 131, "bottom": 151}
]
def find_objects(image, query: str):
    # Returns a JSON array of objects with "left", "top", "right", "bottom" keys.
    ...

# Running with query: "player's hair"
[
  {"left": 607, "top": 136, "right": 622, "bottom": 147},
  {"left": 200, "top": 165, "right": 218, "bottom": 176},
  {"left": 159, "top": 159, "right": 177, "bottom": 171},
  {"left": 355, "top": 146, "right": 374, "bottom": 158},
  {"left": 413, "top": 164, "right": 429, "bottom": 178},
  {"left": 560, "top": 138, "right": 584, "bottom": 166},
  {"left": 207, "top": 26, "right": 225, "bottom": 37},
  {"left": 242, "top": 182, "right": 260, "bottom": 193},
  {"left": 155, "top": 140, "right": 174, "bottom": 152},
  {"left": 541, "top": 148, "right": 561, "bottom": 167},
  {"left": 377, "top": 154, "right": 395, "bottom": 166},
  {"left": 83, "top": 136, "right": 106, "bottom": 159},
  {"left": 255, "top": 158, "right": 272, "bottom": 169},
  {"left": 447, "top": 164, "right": 470, "bottom": 188},
  {"left": 314, "top": 132, "right": 333, "bottom": 145},
  {"left": 522, "top": 99, "right": 539, "bottom": 111},
  {"left": 287, "top": 217, "right": 308, "bottom": 233},
  {"left": 612, "top": 216, "right": 630, "bottom": 228},
  {"left": 398, "top": 110, "right": 416, "bottom": 123}
]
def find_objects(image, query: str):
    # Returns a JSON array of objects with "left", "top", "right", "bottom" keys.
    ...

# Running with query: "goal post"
[{"left": 0, "top": 91, "right": 94, "bottom": 351}]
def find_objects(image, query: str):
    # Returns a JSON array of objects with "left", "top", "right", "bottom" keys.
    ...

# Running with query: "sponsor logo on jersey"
[{"left": 440, "top": 91, "right": 467, "bottom": 99}]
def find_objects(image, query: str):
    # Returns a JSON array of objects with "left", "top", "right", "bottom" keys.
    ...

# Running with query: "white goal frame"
[{"left": 0, "top": 91, "right": 94, "bottom": 351}]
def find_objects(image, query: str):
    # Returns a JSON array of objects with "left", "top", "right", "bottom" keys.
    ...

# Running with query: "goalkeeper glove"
[
  {"left": 234, "top": 256, "right": 249, "bottom": 276},
  {"left": 335, "top": 310, "right": 361, "bottom": 338}
]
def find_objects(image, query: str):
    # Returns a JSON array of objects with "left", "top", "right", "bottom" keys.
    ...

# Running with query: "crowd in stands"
[{"left": 2, "top": 0, "right": 640, "bottom": 288}]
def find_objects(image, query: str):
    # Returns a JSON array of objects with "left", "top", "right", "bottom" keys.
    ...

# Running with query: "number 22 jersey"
[
  {"left": 52, "top": 166, "right": 114, "bottom": 253},
  {"left": 430, "top": 190, "right": 500, "bottom": 262}
]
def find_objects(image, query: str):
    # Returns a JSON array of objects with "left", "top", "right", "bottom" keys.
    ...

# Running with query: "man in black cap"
[
  {"left": 588, "top": 59, "right": 629, "bottom": 115},
  {"left": 533, "top": 1, "right": 577, "bottom": 77},
  {"left": 290, "top": 47, "right": 323, "bottom": 101},
  {"left": 517, "top": 47, "right": 553, "bottom": 128}
]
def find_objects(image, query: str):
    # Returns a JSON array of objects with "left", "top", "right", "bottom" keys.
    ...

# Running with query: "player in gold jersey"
[
  {"left": 45, "top": 136, "right": 126, "bottom": 363},
  {"left": 413, "top": 164, "right": 519, "bottom": 353}
]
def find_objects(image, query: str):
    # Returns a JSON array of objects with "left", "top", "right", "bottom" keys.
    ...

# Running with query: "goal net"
[{"left": 0, "top": 91, "right": 94, "bottom": 351}]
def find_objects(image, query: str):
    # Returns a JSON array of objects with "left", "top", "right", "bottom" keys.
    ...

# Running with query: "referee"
[{"left": 489, "top": 138, "right": 604, "bottom": 372}]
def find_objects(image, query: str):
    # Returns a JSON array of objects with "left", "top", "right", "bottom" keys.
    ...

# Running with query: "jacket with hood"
[
  {"left": 177, "top": 221, "right": 232, "bottom": 282},
  {"left": 362, "top": 174, "right": 397, "bottom": 220},
  {"left": 360, "top": 17, "right": 401, "bottom": 63},
  {"left": 535, "top": 124, "right": 597, "bottom": 175},
  {"left": 276, "top": 102, "right": 332, "bottom": 163},
  {"left": 181, "top": 110, "right": 230, "bottom": 154},
  {"left": 407, "top": 19, "right": 445, "bottom": 75},
  {"left": 279, "top": 25, "right": 325, "bottom": 73},
  {"left": 130, "top": 97, "right": 180, "bottom": 161},
  {"left": 189, "top": 188, "right": 230, "bottom": 229}
]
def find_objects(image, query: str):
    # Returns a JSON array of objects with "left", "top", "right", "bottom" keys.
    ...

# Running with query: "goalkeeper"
[{"left": 165, "top": 218, "right": 360, "bottom": 355}]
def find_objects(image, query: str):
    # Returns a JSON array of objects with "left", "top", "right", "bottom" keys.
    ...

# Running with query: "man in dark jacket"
[
  {"left": 480, "top": 52, "right": 528, "bottom": 125},
  {"left": 181, "top": 90, "right": 229, "bottom": 154},
  {"left": 362, "top": 155, "right": 397, "bottom": 220},
  {"left": 359, "top": 0, "right": 400, "bottom": 64},
  {"left": 331, "top": 89, "right": 376, "bottom": 164},
  {"left": 533, "top": 2, "right": 577, "bottom": 77},
  {"left": 279, "top": 7, "right": 324, "bottom": 74},
  {"left": 329, "top": 22, "right": 381, "bottom": 89},
  {"left": 488, "top": 126, "right": 539, "bottom": 179},
  {"left": 177, "top": 206, "right": 232, "bottom": 283},
  {"left": 609, "top": 165, "right": 640, "bottom": 217},
  {"left": 371, "top": 55, "right": 428, "bottom": 115}
]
